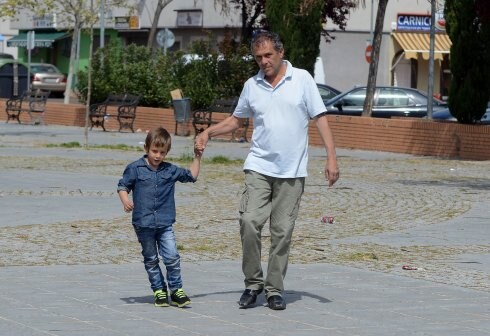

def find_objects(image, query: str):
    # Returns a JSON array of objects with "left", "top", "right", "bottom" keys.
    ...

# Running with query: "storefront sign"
[
  {"left": 176, "top": 10, "right": 203, "bottom": 27},
  {"left": 33, "top": 14, "right": 57, "bottom": 28},
  {"left": 397, "top": 12, "right": 445, "bottom": 32},
  {"left": 114, "top": 16, "right": 140, "bottom": 29}
]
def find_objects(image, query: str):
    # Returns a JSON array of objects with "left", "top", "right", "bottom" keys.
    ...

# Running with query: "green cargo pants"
[{"left": 239, "top": 170, "right": 305, "bottom": 298}]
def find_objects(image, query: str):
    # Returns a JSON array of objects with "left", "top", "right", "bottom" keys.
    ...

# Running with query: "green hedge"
[{"left": 76, "top": 39, "right": 257, "bottom": 110}]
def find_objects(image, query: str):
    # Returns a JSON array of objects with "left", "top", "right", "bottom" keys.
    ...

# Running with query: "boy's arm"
[
  {"left": 118, "top": 189, "right": 134, "bottom": 213},
  {"left": 189, "top": 148, "right": 202, "bottom": 179}
]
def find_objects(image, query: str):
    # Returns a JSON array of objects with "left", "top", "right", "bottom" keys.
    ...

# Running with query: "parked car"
[
  {"left": 431, "top": 103, "right": 490, "bottom": 124},
  {"left": 317, "top": 83, "right": 341, "bottom": 101},
  {"left": 323, "top": 86, "right": 447, "bottom": 118},
  {"left": 0, "top": 53, "right": 14, "bottom": 60},
  {"left": 30, "top": 63, "right": 66, "bottom": 97}
]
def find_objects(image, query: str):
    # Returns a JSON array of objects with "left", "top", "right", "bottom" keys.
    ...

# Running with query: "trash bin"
[
  {"left": 172, "top": 98, "right": 191, "bottom": 136},
  {"left": 0, "top": 60, "right": 28, "bottom": 98}
]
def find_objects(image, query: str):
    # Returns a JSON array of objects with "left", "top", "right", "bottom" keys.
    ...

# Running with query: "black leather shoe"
[
  {"left": 238, "top": 288, "right": 263, "bottom": 308},
  {"left": 267, "top": 295, "right": 286, "bottom": 310}
]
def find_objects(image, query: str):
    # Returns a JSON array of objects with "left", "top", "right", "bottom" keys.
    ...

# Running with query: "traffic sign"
[
  {"left": 156, "top": 28, "right": 175, "bottom": 48},
  {"left": 365, "top": 44, "right": 372, "bottom": 63}
]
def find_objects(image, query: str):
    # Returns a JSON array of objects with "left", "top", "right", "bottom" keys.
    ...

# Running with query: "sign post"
[
  {"left": 156, "top": 28, "right": 175, "bottom": 55},
  {"left": 26, "top": 31, "right": 35, "bottom": 91},
  {"left": 365, "top": 43, "right": 372, "bottom": 63}
]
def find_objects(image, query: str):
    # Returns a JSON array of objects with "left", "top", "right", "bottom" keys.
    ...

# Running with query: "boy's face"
[{"left": 145, "top": 144, "right": 168, "bottom": 169}]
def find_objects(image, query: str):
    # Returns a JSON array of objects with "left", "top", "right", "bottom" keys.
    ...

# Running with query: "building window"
[{"left": 176, "top": 10, "right": 203, "bottom": 27}]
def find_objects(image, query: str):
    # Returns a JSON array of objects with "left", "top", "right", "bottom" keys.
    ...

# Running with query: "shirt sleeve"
[
  {"left": 117, "top": 164, "right": 136, "bottom": 193},
  {"left": 303, "top": 71, "right": 327, "bottom": 118},
  {"left": 171, "top": 165, "right": 196, "bottom": 183}
]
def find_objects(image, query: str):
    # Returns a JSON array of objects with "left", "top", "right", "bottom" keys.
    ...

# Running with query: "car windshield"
[{"left": 31, "top": 65, "right": 59, "bottom": 74}]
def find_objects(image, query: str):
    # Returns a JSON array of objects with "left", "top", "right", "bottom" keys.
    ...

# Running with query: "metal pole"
[
  {"left": 100, "top": 0, "right": 105, "bottom": 48},
  {"left": 370, "top": 0, "right": 374, "bottom": 43},
  {"left": 427, "top": 0, "right": 436, "bottom": 119}
]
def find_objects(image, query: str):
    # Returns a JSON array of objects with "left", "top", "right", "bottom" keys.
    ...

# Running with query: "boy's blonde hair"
[{"left": 145, "top": 127, "right": 172, "bottom": 152}]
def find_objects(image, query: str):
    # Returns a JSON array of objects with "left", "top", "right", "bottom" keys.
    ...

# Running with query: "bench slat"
[
  {"left": 89, "top": 93, "right": 140, "bottom": 132},
  {"left": 5, "top": 90, "right": 49, "bottom": 125}
]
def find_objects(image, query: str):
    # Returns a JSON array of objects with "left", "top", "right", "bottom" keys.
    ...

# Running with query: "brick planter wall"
[{"left": 2, "top": 100, "right": 490, "bottom": 160}]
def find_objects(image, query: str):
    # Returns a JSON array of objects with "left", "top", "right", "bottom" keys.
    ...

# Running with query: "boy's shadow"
[{"left": 120, "top": 290, "right": 330, "bottom": 306}]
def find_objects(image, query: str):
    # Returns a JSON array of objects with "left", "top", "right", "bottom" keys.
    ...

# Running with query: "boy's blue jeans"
[{"left": 134, "top": 226, "right": 183, "bottom": 292}]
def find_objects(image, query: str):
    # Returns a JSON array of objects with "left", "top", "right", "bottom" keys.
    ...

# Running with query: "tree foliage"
[
  {"left": 266, "top": 0, "right": 323, "bottom": 75},
  {"left": 0, "top": 0, "right": 129, "bottom": 104},
  {"left": 216, "top": 0, "right": 360, "bottom": 43},
  {"left": 76, "top": 36, "right": 257, "bottom": 109},
  {"left": 215, "top": 0, "right": 362, "bottom": 76},
  {"left": 445, "top": 0, "right": 490, "bottom": 123}
]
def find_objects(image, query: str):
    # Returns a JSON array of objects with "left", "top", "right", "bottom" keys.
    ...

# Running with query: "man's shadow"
[{"left": 121, "top": 289, "right": 330, "bottom": 306}]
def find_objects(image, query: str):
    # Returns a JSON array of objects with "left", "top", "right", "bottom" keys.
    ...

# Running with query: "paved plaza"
[{"left": 0, "top": 123, "right": 489, "bottom": 335}]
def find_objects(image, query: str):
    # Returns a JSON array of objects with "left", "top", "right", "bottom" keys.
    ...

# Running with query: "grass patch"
[
  {"left": 171, "top": 153, "right": 244, "bottom": 165},
  {"left": 46, "top": 142, "right": 143, "bottom": 151},
  {"left": 340, "top": 251, "right": 379, "bottom": 262}
]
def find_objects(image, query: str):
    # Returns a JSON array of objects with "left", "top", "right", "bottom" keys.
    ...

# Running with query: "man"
[{"left": 195, "top": 31, "right": 339, "bottom": 310}]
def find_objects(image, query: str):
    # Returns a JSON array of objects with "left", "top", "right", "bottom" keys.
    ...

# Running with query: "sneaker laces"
[
  {"left": 154, "top": 290, "right": 167, "bottom": 299},
  {"left": 173, "top": 289, "right": 187, "bottom": 298}
]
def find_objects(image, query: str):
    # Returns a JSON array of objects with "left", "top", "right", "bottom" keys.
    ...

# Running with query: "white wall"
[
  {"left": 321, "top": 0, "right": 442, "bottom": 91},
  {"left": 0, "top": 18, "right": 18, "bottom": 57}
]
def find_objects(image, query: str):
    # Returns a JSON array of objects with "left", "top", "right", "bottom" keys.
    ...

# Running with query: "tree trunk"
[
  {"left": 147, "top": 0, "right": 173, "bottom": 51},
  {"left": 362, "top": 0, "right": 388, "bottom": 116},
  {"left": 63, "top": 20, "right": 81, "bottom": 104}
]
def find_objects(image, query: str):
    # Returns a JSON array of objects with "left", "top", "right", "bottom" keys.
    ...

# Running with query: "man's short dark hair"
[{"left": 251, "top": 31, "right": 284, "bottom": 53}]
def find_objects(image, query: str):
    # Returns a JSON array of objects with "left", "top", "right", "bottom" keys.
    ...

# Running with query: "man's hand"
[
  {"left": 194, "top": 131, "right": 209, "bottom": 155},
  {"left": 325, "top": 160, "right": 340, "bottom": 187}
]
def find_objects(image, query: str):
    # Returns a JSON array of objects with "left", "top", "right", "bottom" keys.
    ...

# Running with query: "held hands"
[{"left": 194, "top": 132, "right": 209, "bottom": 156}]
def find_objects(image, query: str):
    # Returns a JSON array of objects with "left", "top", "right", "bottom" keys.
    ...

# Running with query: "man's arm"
[
  {"left": 314, "top": 114, "right": 339, "bottom": 187},
  {"left": 195, "top": 115, "right": 242, "bottom": 152}
]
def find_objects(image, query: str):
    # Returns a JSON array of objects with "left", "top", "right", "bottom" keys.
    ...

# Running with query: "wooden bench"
[
  {"left": 192, "top": 98, "right": 249, "bottom": 142},
  {"left": 5, "top": 90, "right": 50, "bottom": 125},
  {"left": 89, "top": 93, "right": 140, "bottom": 132}
]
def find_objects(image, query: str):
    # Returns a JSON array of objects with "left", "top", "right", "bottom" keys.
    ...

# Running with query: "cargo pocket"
[{"left": 239, "top": 185, "right": 249, "bottom": 215}]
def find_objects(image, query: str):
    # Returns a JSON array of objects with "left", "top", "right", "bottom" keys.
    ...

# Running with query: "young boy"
[{"left": 117, "top": 127, "right": 201, "bottom": 308}]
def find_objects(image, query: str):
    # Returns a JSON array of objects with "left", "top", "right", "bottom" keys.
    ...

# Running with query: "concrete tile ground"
[{"left": 0, "top": 123, "right": 489, "bottom": 335}]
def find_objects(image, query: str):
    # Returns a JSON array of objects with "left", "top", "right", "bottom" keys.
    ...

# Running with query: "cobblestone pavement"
[{"left": 1, "top": 124, "right": 489, "bottom": 293}]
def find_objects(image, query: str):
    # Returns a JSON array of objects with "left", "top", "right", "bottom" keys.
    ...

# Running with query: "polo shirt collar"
[{"left": 257, "top": 60, "right": 292, "bottom": 82}]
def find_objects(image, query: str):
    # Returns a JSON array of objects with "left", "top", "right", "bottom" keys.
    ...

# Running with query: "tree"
[
  {"left": 147, "top": 0, "right": 173, "bottom": 51},
  {"left": 215, "top": 0, "right": 363, "bottom": 76},
  {"left": 0, "top": 0, "right": 128, "bottom": 105},
  {"left": 216, "top": 0, "right": 266, "bottom": 44},
  {"left": 445, "top": 0, "right": 490, "bottom": 123},
  {"left": 266, "top": 0, "right": 323, "bottom": 75},
  {"left": 362, "top": 0, "right": 388, "bottom": 117}
]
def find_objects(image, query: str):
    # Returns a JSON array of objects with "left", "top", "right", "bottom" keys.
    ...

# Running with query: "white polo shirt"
[{"left": 233, "top": 60, "right": 327, "bottom": 178}]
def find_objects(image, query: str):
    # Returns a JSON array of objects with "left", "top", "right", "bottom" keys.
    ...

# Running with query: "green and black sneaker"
[
  {"left": 170, "top": 288, "right": 191, "bottom": 308},
  {"left": 153, "top": 289, "right": 169, "bottom": 307}
]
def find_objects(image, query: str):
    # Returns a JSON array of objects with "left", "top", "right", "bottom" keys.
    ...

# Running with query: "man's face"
[{"left": 253, "top": 40, "right": 284, "bottom": 79}]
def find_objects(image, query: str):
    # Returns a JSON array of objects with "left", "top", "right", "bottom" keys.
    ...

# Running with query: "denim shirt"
[{"left": 117, "top": 156, "right": 196, "bottom": 228}]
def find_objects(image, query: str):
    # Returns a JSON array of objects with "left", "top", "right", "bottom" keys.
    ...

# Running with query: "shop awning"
[
  {"left": 7, "top": 32, "right": 69, "bottom": 48},
  {"left": 392, "top": 32, "right": 452, "bottom": 61}
]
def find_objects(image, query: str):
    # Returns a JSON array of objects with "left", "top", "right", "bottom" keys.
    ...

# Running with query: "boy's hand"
[
  {"left": 194, "top": 147, "right": 203, "bottom": 158},
  {"left": 122, "top": 200, "right": 134, "bottom": 213},
  {"left": 195, "top": 132, "right": 209, "bottom": 152}
]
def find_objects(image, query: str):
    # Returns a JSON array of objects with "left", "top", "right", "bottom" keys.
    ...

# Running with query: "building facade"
[
  {"left": 7, "top": 0, "right": 241, "bottom": 76},
  {"left": 6, "top": 0, "right": 448, "bottom": 98},
  {"left": 321, "top": 0, "right": 449, "bottom": 98}
]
